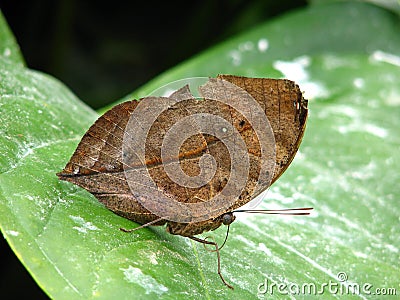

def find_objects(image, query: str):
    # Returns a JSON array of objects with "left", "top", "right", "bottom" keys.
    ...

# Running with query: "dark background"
[{"left": 0, "top": 1, "right": 307, "bottom": 298}]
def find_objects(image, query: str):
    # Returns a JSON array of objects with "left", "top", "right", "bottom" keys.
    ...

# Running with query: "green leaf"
[
  {"left": 1, "top": 2, "right": 400, "bottom": 299},
  {"left": 104, "top": 1, "right": 400, "bottom": 111},
  {"left": 309, "top": 0, "right": 400, "bottom": 16},
  {"left": 0, "top": 10, "right": 25, "bottom": 66}
]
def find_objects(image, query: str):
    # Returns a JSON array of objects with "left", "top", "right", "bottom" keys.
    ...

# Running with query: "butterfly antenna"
[{"left": 233, "top": 207, "right": 313, "bottom": 215}]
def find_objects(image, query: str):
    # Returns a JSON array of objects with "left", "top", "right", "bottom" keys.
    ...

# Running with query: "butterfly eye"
[{"left": 222, "top": 213, "right": 235, "bottom": 225}]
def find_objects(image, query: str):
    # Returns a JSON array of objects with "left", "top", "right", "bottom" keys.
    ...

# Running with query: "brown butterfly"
[{"left": 57, "top": 75, "right": 309, "bottom": 289}]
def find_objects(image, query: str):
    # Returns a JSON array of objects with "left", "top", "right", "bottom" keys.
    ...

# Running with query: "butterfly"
[{"left": 57, "top": 75, "right": 310, "bottom": 288}]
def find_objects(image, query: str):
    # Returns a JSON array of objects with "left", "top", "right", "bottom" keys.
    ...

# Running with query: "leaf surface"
[{"left": 1, "top": 3, "right": 399, "bottom": 299}]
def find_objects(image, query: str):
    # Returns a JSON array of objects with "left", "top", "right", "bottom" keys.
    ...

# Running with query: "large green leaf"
[
  {"left": 1, "top": 2, "right": 399, "bottom": 299},
  {"left": 106, "top": 1, "right": 400, "bottom": 110},
  {"left": 0, "top": 10, "right": 24, "bottom": 67}
]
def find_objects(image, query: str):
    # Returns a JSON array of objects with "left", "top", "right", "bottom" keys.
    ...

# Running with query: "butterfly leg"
[{"left": 189, "top": 236, "right": 234, "bottom": 289}]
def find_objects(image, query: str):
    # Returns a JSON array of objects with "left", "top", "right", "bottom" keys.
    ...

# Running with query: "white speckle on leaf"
[
  {"left": 265, "top": 189, "right": 294, "bottom": 204},
  {"left": 337, "top": 122, "right": 388, "bottom": 138},
  {"left": 238, "top": 41, "right": 254, "bottom": 52},
  {"left": 291, "top": 235, "right": 302, "bottom": 242},
  {"left": 18, "top": 147, "right": 33, "bottom": 160},
  {"left": 257, "top": 38, "right": 269, "bottom": 52},
  {"left": 382, "top": 89, "right": 400, "bottom": 106},
  {"left": 348, "top": 161, "right": 377, "bottom": 180},
  {"left": 3, "top": 48, "right": 11, "bottom": 57},
  {"left": 69, "top": 215, "right": 99, "bottom": 234},
  {"left": 227, "top": 41, "right": 256, "bottom": 66},
  {"left": 120, "top": 266, "right": 168, "bottom": 295},
  {"left": 353, "top": 78, "right": 365, "bottom": 89},
  {"left": 26, "top": 195, "right": 34, "bottom": 201},
  {"left": 6, "top": 230, "right": 20, "bottom": 237},
  {"left": 273, "top": 56, "right": 310, "bottom": 81},
  {"left": 235, "top": 234, "right": 256, "bottom": 248},
  {"left": 318, "top": 105, "right": 388, "bottom": 138},
  {"left": 148, "top": 252, "right": 158, "bottom": 265},
  {"left": 353, "top": 251, "right": 368, "bottom": 259},
  {"left": 228, "top": 49, "right": 242, "bottom": 66},
  {"left": 257, "top": 242, "right": 272, "bottom": 256},
  {"left": 322, "top": 55, "right": 358, "bottom": 70},
  {"left": 302, "top": 79, "right": 329, "bottom": 100},
  {"left": 318, "top": 105, "right": 359, "bottom": 119},
  {"left": 273, "top": 56, "right": 329, "bottom": 100},
  {"left": 385, "top": 244, "right": 399, "bottom": 253},
  {"left": 370, "top": 50, "right": 400, "bottom": 67}
]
